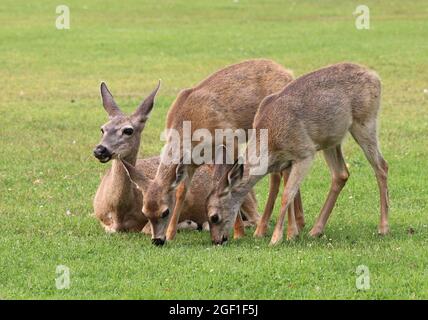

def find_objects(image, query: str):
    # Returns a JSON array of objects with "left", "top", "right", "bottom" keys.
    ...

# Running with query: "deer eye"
[
  {"left": 161, "top": 209, "right": 170, "bottom": 219},
  {"left": 123, "top": 128, "right": 134, "bottom": 136},
  {"left": 100, "top": 128, "right": 104, "bottom": 134},
  {"left": 210, "top": 214, "right": 220, "bottom": 224}
]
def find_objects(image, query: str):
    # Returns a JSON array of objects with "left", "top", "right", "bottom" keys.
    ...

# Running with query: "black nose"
[
  {"left": 93, "top": 145, "right": 107, "bottom": 156},
  {"left": 93, "top": 145, "right": 112, "bottom": 163},
  {"left": 152, "top": 238, "right": 166, "bottom": 246},
  {"left": 212, "top": 235, "right": 228, "bottom": 246}
]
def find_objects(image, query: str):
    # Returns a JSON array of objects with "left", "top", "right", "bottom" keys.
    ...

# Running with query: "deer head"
[
  {"left": 93, "top": 81, "right": 161, "bottom": 163},
  {"left": 121, "top": 159, "right": 188, "bottom": 246},
  {"left": 206, "top": 148, "right": 246, "bottom": 245}
]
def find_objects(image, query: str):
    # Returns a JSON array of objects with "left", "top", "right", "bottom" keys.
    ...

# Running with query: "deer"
[
  {"left": 206, "top": 62, "right": 389, "bottom": 246},
  {"left": 93, "top": 82, "right": 260, "bottom": 237},
  {"left": 132, "top": 59, "right": 302, "bottom": 246},
  {"left": 93, "top": 81, "right": 160, "bottom": 233}
]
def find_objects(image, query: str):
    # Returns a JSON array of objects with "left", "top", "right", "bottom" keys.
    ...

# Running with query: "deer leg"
[
  {"left": 166, "top": 181, "right": 188, "bottom": 241},
  {"left": 309, "top": 146, "right": 349, "bottom": 237},
  {"left": 294, "top": 189, "right": 305, "bottom": 231},
  {"left": 166, "top": 165, "right": 196, "bottom": 241},
  {"left": 280, "top": 171, "right": 301, "bottom": 239},
  {"left": 240, "top": 191, "right": 260, "bottom": 227},
  {"left": 286, "top": 193, "right": 298, "bottom": 240},
  {"left": 281, "top": 169, "right": 298, "bottom": 239},
  {"left": 254, "top": 172, "right": 281, "bottom": 238},
  {"left": 350, "top": 122, "right": 389, "bottom": 235},
  {"left": 281, "top": 168, "right": 305, "bottom": 233},
  {"left": 233, "top": 211, "right": 245, "bottom": 239},
  {"left": 271, "top": 157, "right": 313, "bottom": 246}
]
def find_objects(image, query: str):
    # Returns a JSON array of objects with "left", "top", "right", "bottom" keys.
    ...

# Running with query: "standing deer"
[
  {"left": 93, "top": 82, "right": 259, "bottom": 237},
  {"left": 136, "top": 59, "right": 301, "bottom": 245},
  {"left": 206, "top": 62, "right": 389, "bottom": 245}
]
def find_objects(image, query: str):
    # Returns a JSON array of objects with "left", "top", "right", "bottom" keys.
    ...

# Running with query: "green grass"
[{"left": 1, "top": 0, "right": 427, "bottom": 299}]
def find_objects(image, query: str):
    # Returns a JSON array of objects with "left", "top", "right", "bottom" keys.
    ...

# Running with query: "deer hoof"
[
  {"left": 309, "top": 227, "right": 323, "bottom": 238},
  {"left": 286, "top": 228, "right": 299, "bottom": 241},
  {"left": 378, "top": 224, "right": 390, "bottom": 235},
  {"left": 253, "top": 225, "right": 268, "bottom": 238},
  {"left": 166, "top": 231, "right": 176, "bottom": 241},
  {"left": 233, "top": 230, "right": 245, "bottom": 240},
  {"left": 269, "top": 232, "right": 283, "bottom": 246}
]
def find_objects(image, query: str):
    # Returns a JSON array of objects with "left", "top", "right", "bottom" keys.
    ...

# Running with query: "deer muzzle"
[
  {"left": 212, "top": 235, "right": 228, "bottom": 246},
  {"left": 93, "top": 145, "right": 112, "bottom": 163}
]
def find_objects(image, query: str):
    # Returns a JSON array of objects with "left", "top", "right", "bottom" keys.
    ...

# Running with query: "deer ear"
[
  {"left": 100, "top": 82, "right": 123, "bottom": 118},
  {"left": 132, "top": 80, "right": 161, "bottom": 125},
  {"left": 226, "top": 157, "right": 244, "bottom": 190},
  {"left": 121, "top": 159, "right": 147, "bottom": 191},
  {"left": 170, "top": 161, "right": 188, "bottom": 190},
  {"left": 213, "top": 144, "right": 233, "bottom": 181},
  {"left": 216, "top": 157, "right": 244, "bottom": 195}
]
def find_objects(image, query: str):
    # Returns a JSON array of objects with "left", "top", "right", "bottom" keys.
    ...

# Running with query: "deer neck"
[
  {"left": 232, "top": 168, "right": 265, "bottom": 213},
  {"left": 108, "top": 146, "right": 140, "bottom": 199}
]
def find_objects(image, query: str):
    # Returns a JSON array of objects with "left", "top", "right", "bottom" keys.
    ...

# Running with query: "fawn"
[
  {"left": 93, "top": 82, "right": 259, "bottom": 237},
  {"left": 206, "top": 62, "right": 389, "bottom": 245},
  {"left": 133, "top": 59, "right": 301, "bottom": 245}
]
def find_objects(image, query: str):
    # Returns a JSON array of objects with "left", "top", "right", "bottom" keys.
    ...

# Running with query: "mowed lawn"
[{"left": 0, "top": 0, "right": 427, "bottom": 299}]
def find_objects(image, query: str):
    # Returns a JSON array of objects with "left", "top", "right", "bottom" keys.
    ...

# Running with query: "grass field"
[{"left": 0, "top": 0, "right": 427, "bottom": 299}]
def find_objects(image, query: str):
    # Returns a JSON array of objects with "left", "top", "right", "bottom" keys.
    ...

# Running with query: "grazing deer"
[
  {"left": 93, "top": 82, "right": 259, "bottom": 237},
  {"left": 206, "top": 62, "right": 389, "bottom": 245},
  {"left": 136, "top": 59, "right": 300, "bottom": 245},
  {"left": 121, "top": 159, "right": 260, "bottom": 242}
]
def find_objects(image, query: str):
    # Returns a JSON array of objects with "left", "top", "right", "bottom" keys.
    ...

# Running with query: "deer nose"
[
  {"left": 212, "top": 235, "right": 228, "bottom": 246},
  {"left": 152, "top": 238, "right": 166, "bottom": 246},
  {"left": 93, "top": 145, "right": 107, "bottom": 156}
]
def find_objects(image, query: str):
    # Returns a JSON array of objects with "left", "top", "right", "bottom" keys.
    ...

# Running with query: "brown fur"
[
  {"left": 94, "top": 158, "right": 152, "bottom": 233},
  {"left": 166, "top": 59, "right": 293, "bottom": 137}
]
